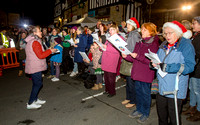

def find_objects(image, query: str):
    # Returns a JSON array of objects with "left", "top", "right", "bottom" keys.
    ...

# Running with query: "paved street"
[{"left": 0, "top": 68, "right": 200, "bottom": 125}]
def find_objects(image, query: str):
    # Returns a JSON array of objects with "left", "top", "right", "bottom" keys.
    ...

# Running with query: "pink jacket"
[
  {"left": 25, "top": 35, "right": 50, "bottom": 74},
  {"left": 101, "top": 40, "right": 120, "bottom": 73}
]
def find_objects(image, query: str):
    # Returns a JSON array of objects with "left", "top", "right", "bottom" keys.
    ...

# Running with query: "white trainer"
[
  {"left": 27, "top": 102, "right": 41, "bottom": 109},
  {"left": 70, "top": 72, "right": 77, "bottom": 77},
  {"left": 51, "top": 77, "right": 60, "bottom": 82},
  {"left": 35, "top": 99, "right": 46, "bottom": 105},
  {"left": 115, "top": 76, "right": 121, "bottom": 82}
]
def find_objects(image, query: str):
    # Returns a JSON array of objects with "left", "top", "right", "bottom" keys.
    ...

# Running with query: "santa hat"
[
  {"left": 126, "top": 17, "right": 140, "bottom": 29},
  {"left": 163, "top": 20, "right": 192, "bottom": 39}
]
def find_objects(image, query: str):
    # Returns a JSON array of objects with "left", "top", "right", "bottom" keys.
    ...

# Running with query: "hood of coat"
[{"left": 25, "top": 34, "right": 40, "bottom": 43}]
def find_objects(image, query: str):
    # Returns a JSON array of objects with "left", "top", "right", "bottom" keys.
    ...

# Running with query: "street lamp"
[{"left": 182, "top": 5, "right": 192, "bottom": 11}]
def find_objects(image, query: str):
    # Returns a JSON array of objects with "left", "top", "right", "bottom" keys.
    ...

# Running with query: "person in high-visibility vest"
[{"left": 0, "top": 30, "right": 9, "bottom": 48}]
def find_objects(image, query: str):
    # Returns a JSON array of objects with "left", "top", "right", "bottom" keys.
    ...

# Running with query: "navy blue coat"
[{"left": 74, "top": 34, "right": 88, "bottom": 63}]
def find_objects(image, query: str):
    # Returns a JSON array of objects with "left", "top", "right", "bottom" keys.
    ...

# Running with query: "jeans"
[
  {"left": 135, "top": 80, "right": 151, "bottom": 116},
  {"left": 189, "top": 77, "right": 200, "bottom": 111},
  {"left": 28, "top": 72, "right": 43, "bottom": 104},
  {"left": 72, "top": 57, "right": 78, "bottom": 72},
  {"left": 50, "top": 61, "right": 55, "bottom": 75},
  {"left": 126, "top": 76, "right": 136, "bottom": 104},
  {"left": 156, "top": 94, "right": 182, "bottom": 125}
]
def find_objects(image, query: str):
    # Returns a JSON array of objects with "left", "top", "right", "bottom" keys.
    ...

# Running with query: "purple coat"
[{"left": 125, "top": 36, "right": 159, "bottom": 83}]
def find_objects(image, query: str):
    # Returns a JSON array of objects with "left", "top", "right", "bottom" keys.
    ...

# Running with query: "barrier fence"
[{"left": 0, "top": 48, "right": 19, "bottom": 69}]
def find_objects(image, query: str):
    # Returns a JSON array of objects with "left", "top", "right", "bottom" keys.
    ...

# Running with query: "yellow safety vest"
[{"left": 0, "top": 32, "right": 9, "bottom": 48}]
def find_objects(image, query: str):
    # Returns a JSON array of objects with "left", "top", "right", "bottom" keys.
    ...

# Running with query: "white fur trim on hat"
[
  {"left": 183, "top": 30, "right": 193, "bottom": 39},
  {"left": 126, "top": 19, "right": 137, "bottom": 29},
  {"left": 163, "top": 22, "right": 183, "bottom": 34}
]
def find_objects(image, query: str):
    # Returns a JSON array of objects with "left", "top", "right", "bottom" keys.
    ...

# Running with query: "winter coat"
[
  {"left": 126, "top": 30, "right": 141, "bottom": 52},
  {"left": 101, "top": 34, "right": 122, "bottom": 73},
  {"left": 125, "top": 35, "right": 159, "bottom": 83},
  {"left": 50, "top": 44, "right": 63, "bottom": 63},
  {"left": 190, "top": 32, "right": 200, "bottom": 78},
  {"left": 92, "top": 47, "right": 102, "bottom": 69},
  {"left": 25, "top": 34, "right": 51, "bottom": 74},
  {"left": 157, "top": 37, "right": 195, "bottom": 99},
  {"left": 74, "top": 34, "right": 88, "bottom": 63},
  {"left": 86, "top": 34, "right": 93, "bottom": 51}
]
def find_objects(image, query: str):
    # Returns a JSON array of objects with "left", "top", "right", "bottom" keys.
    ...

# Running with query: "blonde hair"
[
  {"left": 181, "top": 20, "right": 192, "bottom": 30},
  {"left": 141, "top": 23, "right": 157, "bottom": 36},
  {"left": 109, "top": 24, "right": 119, "bottom": 33}
]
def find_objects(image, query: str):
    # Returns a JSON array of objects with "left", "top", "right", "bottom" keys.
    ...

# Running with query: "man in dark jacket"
[{"left": 184, "top": 16, "right": 200, "bottom": 122}]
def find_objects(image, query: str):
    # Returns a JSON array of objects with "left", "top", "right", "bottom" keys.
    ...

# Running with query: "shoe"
[
  {"left": 129, "top": 110, "right": 142, "bottom": 118},
  {"left": 103, "top": 91, "right": 109, "bottom": 95},
  {"left": 35, "top": 99, "right": 46, "bottom": 105},
  {"left": 91, "top": 84, "right": 99, "bottom": 90},
  {"left": 42, "top": 74, "right": 45, "bottom": 77},
  {"left": 51, "top": 77, "right": 60, "bottom": 82},
  {"left": 60, "top": 73, "right": 65, "bottom": 76},
  {"left": 121, "top": 100, "right": 130, "bottom": 105},
  {"left": 125, "top": 103, "right": 136, "bottom": 108},
  {"left": 186, "top": 110, "right": 200, "bottom": 121},
  {"left": 75, "top": 71, "right": 78, "bottom": 74},
  {"left": 27, "top": 102, "right": 41, "bottom": 109},
  {"left": 98, "top": 83, "right": 103, "bottom": 89},
  {"left": 137, "top": 115, "right": 149, "bottom": 123},
  {"left": 182, "top": 106, "right": 197, "bottom": 115},
  {"left": 70, "top": 72, "right": 77, "bottom": 77},
  {"left": 115, "top": 75, "right": 121, "bottom": 82},
  {"left": 107, "top": 94, "right": 116, "bottom": 98},
  {"left": 47, "top": 75, "right": 54, "bottom": 79},
  {"left": 18, "top": 70, "right": 23, "bottom": 76}
]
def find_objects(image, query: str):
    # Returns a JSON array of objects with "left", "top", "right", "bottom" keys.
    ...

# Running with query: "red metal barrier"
[{"left": 0, "top": 48, "right": 19, "bottom": 69}]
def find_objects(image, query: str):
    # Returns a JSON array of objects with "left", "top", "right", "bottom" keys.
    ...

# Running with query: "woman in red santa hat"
[{"left": 152, "top": 21, "right": 196, "bottom": 125}]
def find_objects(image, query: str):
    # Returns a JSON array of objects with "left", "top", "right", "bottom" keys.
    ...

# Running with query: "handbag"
[{"left": 119, "top": 59, "right": 133, "bottom": 76}]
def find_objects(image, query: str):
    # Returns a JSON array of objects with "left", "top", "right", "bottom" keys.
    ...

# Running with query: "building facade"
[{"left": 54, "top": 0, "right": 146, "bottom": 27}]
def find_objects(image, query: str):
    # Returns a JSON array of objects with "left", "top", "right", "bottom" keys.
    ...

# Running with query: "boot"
[
  {"left": 91, "top": 84, "right": 99, "bottom": 90},
  {"left": 18, "top": 70, "right": 23, "bottom": 76},
  {"left": 186, "top": 110, "right": 200, "bottom": 121},
  {"left": 98, "top": 83, "right": 103, "bottom": 89},
  {"left": 182, "top": 106, "right": 197, "bottom": 115}
]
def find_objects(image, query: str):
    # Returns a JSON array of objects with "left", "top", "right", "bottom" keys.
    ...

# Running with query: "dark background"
[{"left": 0, "top": 0, "right": 54, "bottom": 26}]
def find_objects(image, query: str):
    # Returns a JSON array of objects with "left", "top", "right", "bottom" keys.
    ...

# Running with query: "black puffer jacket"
[{"left": 191, "top": 32, "right": 200, "bottom": 78}]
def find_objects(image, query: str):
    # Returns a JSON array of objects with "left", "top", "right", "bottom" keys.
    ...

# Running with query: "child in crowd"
[
  {"left": 91, "top": 42, "right": 103, "bottom": 90},
  {"left": 50, "top": 37, "right": 63, "bottom": 82}
]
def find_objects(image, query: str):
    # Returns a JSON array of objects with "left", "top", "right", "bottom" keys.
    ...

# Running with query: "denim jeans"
[
  {"left": 28, "top": 72, "right": 43, "bottom": 104},
  {"left": 135, "top": 80, "right": 151, "bottom": 116},
  {"left": 189, "top": 77, "right": 200, "bottom": 111},
  {"left": 72, "top": 57, "right": 78, "bottom": 72},
  {"left": 126, "top": 76, "right": 136, "bottom": 104},
  {"left": 50, "top": 61, "right": 55, "bottom": 75}
]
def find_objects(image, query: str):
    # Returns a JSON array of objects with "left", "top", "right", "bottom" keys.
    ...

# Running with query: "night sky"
[{"left": 0, "top": 0, "right": 54, "bottom": 26}]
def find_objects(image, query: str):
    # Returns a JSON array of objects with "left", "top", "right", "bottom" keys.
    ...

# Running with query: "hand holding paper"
[{"left": 79, "top": 52, "right": 90, "bottom": 61}]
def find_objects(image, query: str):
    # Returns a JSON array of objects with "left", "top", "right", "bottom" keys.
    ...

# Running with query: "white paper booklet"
[
  {"left": 145, "top": 49, "right": 167, "bottom": 77},
  {"left": 67, "top": 38, "right": 75, "bottom": 46},
  {"left": 107, "top": 34, "right": 131, "bottom": 55},
  {"left": 91, "top": 33, "right": 106, "bottom": 51},
  {"left": 79, "top": 52, "right": 90, "bottom": 61},
  {"left": 145, "top": 49, "right": 161, "bottom": 64}
]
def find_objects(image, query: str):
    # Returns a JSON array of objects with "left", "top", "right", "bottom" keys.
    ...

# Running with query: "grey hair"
[
  {"left": 163, "top": 27, "right": 182, "bottom": 38},
  {"left": 77, "top": 26, "right": 84, "bottom": 33},
  {"left": 193, "top": 16, "right": 200, "bottom": 24}
]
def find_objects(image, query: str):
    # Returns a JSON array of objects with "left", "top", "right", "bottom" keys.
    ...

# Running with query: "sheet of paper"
[
  {"left": 158, "top": 68, "right": 167, "bottom": 78},
  {"left": 145, "top": 49, "right": 161, "bottom": 64},
  {"left": 95, "top": 41, "right": 106, "bottom": 51},
  {"left": 107, "top": 34, "right": 131, "bottom": 55},
  {"left": 67, "top": 38, "right": 75, "bottom": 46},
  {"left": 76, "top": 38, "right": 79, "bottom": 44},
  {"left": 91, "top": 33, "right": 106, "bottom": 51},
  {"left": 91, "top": 33, "right": 99, "bottom": 41},
  {"left": 79, "top": 52, "right": 90, "bottom": 61}
]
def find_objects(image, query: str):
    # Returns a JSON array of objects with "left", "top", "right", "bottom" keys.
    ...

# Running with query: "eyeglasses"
[{"left": 163, "top": 31, "right": 174, "bottom": 37}]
